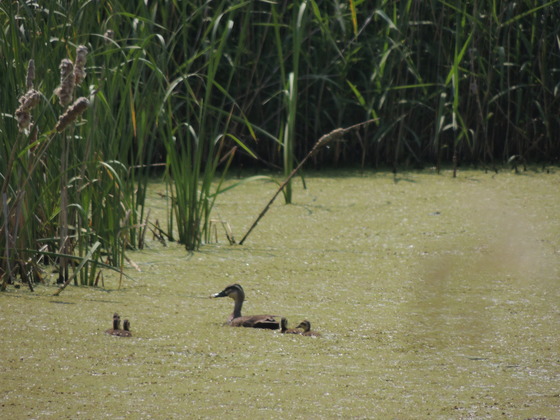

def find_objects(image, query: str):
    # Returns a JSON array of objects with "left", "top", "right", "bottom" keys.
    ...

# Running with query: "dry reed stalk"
[{"left": 239, "top": 119, "right": 377, "bottom": 245}]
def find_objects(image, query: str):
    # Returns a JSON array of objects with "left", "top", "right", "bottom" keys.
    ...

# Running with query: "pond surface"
[{"left": 1, "top": 169, "right": 559, "bottom": 418}]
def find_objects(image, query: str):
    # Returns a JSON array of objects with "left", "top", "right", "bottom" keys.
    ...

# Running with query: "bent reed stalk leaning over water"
[{"left": 239, "top": 119, "right": 377, "bottom": 245}]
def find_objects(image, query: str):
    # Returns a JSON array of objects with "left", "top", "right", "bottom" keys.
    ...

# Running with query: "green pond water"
[{"left": 1, "top": 169, "right": 559, "bottom": 419}]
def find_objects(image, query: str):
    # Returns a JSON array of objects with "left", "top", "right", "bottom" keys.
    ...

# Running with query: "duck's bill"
[{"left": 211, "top": 290, "right": 227, "bottom": 298}]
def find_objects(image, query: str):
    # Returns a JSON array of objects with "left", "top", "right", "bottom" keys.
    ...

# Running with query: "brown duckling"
[
  {"left": 296, "top": 320, "right": 321, "bottom": 337},
  {"left": 117, "top": 319, "right": 132, "bottom": 337},
  {"left": 280, "top": 317, "right": 303, "bottom": 334},
  {"left": 105, "top": 313, "right": 121, "bottom": 335},
  {"left": 211, "top": 284, "right": 281, "bottom": 329}
]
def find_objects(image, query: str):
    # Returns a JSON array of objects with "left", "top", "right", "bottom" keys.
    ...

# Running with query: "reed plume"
[
  {"left": 15, "top": 89, "right": 41, "bottom": 131},
  {"left": 73, "top": 45, "right": 88, "bottom": 85},
  {"left": 54, "top": 59, "right": 74, "bottom": 106},
  {"left": 14, "top": 59, "right": 41, "bottom": 131},
  {"left": 55, "top": 97, "right": 89, "bottom": 132},
  {"left": 26, "top": 59, "right": 35, "bottom": 90}
]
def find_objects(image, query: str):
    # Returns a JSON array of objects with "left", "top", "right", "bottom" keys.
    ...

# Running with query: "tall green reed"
[
  {"left": 281, "top": 2, "right": 308, "bottom": 204},
  {"left": 1, "top": 1, "right": 164, "bottom": 288},
  {"left": 159, "top": 2, "right": 252, "bottom": 251}
]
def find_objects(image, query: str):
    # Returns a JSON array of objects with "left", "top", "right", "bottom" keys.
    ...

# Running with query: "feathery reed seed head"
[
  {"left": 74, "top": 45, "right": 88, "bottom": 85},
  {"left": 15, "top": 89, "right": 41, "bottom": 131},
  {"left": 54, "top": 59, "right": 75, "bottom": 106},
  {"left": 15, "top": 110, "right": 31, "bottom": 131},
  {"left": 18, "top": 89, "right": 41, "bottom": 111},
  {"left": 26, "top": 59, "right": 35, "bottom": 90},
  {"left": 55, "top": 97, "right": 89, "bottom": 132}
]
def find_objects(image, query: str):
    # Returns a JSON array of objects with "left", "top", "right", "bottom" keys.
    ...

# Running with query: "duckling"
[
  {"left": 105, "top": 313, "right": 121, "bottom": 335},
  {"left": 211, "top": 284, "right": 281, "bottom": 329},
  {"left": 280, "top": 317, "right": 303, "bottom": 334},
  {"left": 296, "top": 320, "right": 321, "bottom": 337},
  {"left": 117, "top": 319, "right": 132, "bottom": 337}
]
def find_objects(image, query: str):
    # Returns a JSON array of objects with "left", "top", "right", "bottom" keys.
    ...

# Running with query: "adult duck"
[
  {"left": 296, "top": 320, "right": 321, "bottom": 337},
  {"left": 211, "top": 284, "right": 281, "bottom": 329},
  {"left": 280, "top": 317, "right": 302, "bottom": 334},
  {"left": 105, "top": 313, "right": 121, "bottom": 335}
]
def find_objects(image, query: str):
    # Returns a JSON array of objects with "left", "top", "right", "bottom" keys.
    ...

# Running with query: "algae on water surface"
[{"left": 1, "top": 170, "right": 559, "bottom": 418}]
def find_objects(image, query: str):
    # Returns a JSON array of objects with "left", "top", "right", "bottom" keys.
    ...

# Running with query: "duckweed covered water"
[{"left": 1, "top": 169, "right": 559, "bottom": 419}]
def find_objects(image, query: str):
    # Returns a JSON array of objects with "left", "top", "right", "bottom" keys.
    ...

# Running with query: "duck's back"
[{"left": 230, "top": 315, "right": 280, "bottom": 329}]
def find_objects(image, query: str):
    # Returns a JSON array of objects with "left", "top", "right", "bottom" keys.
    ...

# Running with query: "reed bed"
[{"left": 1, "top": 1, "right": 559, "bottom": 287}]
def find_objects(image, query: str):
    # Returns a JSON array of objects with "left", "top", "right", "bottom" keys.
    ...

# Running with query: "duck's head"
[
  {"left": 112, "top": 313, "right": 121, "bottom": 329},
  {"left": 212, "top": 283, "right": 244, "bottom": 300},
  {"left": 296, "top": 320, "right": 311, "bottom": 332}
]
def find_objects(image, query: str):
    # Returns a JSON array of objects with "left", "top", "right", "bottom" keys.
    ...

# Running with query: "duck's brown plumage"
[
  {"left": 280, "top": 317, "right": 303, "bottom": 334},
  {"left": 296, "top": 320, "right": 321, "bottom": 337},
  {"left": 211, "top": 284, "right": 281, "bottom": 329}
]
